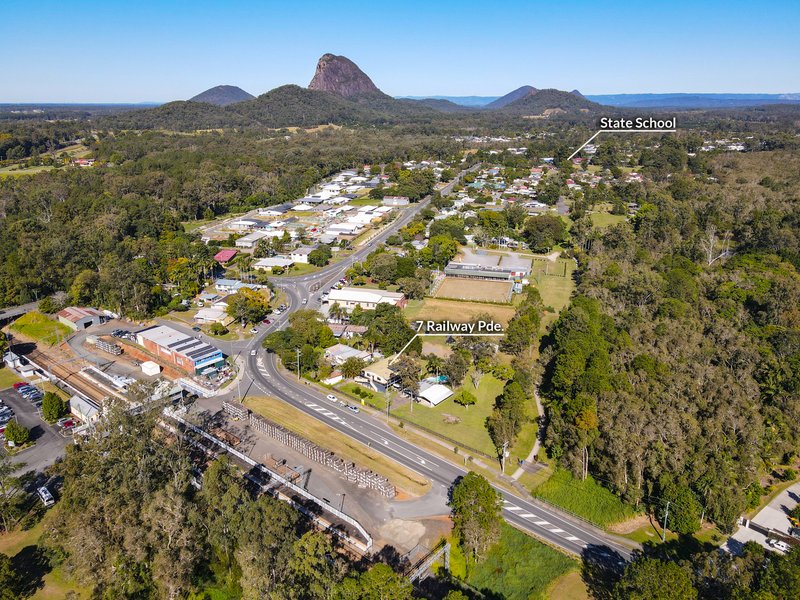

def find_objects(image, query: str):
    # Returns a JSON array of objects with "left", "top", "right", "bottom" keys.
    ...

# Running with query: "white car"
[
  {"left": 250, "top": 349, "right": 257, "bottom": 356},
  {"left": 302, "top": 298, "right": 308, "bottom": 305},
  {"left": 326, "top": 394, "right": 338, "bottom": 403},
  {"left": 250, "top": 327, "right": 259, "bottom": 334},
  {"left": 767, "top": 538, "right": 791, "bottom": 552}
]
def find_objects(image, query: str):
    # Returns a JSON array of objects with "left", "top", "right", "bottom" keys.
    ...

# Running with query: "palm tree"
[{"left": 328, "top": 302, "right": 346, "bottom": 323}]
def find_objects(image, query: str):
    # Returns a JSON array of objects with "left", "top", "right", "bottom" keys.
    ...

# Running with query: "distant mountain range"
[
  {"left": 98, "top": 54, "right": 800, "bottom": 130},
  {"left": 403, "top": 92, "right": 800, "bottom": 109}
]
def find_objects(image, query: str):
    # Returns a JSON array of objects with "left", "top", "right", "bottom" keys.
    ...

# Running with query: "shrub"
[
  {"left": 41, "top": 392, "right": 67, "bottom": 423},
  {"left": 4, "top": 421, "right": 30, "bottom": 445}
]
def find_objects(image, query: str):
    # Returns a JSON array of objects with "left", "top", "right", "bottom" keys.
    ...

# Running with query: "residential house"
[
  {"left": 324, "top": 343, "right": 372, "bottom": 366},
  {"left": 327, "top": 287, "right": 407, "bottom": 312}
]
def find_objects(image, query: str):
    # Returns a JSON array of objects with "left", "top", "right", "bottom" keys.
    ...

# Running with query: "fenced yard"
[{"left": 433, "top": 277, "right": 514, "bottom": 303}]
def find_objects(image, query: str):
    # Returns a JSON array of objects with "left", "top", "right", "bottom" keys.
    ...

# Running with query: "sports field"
[{"left": 434, "top": 277, "right": 513, "bottom": 303}]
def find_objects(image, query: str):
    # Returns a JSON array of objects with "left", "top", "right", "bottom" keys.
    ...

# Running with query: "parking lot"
[{"left": 0, "top": 387, "right": 70, "bottom": 474}]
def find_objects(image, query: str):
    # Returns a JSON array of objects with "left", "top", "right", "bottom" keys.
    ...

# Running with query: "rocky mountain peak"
[{"left": 308, "top": 53, "right": 383, "bottom": 98}]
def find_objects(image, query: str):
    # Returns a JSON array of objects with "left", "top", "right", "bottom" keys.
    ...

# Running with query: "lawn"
[
  {"left": 10, "top": 311, "right": 72, "bottom": 345},
  {"left": 347, "top": 196, "right": 382, "bottom": 206},
  {"left": 404, "top": 298, "right": 517, "bottom": 327},
  {"left": 270, "top": 262, "right": 319, "bottom": 277},
  {"left": 0, "top": 521, "right": 91, "bottom": 599},
  {"left": 334, "top": 381, "right": 386, "bottom": 411},
  {"left": 244, "top": 396, "right": 430, "bottom": 496},
  {"left": 0, "top": 367, "right": 22, "bottom": 390},
  {"left": 434, "top": 278, "right": 513, "bottom": 303},
  {"left": 589, "top": 212, "right": 626, "bottom": 228},
  {"left": 0, "top": 165, "right": 56, "bottom": 177},
  {"left": 464, "top": 523, "right": 577, "bottom": 600},
  {"left": 528, "top": 258, "right": 576, "bottom": 329},
  {"left": 531, "top": 469, "right": 638, "bottom": 527},
  {"left": 392, "top": 373, "right": 505, "bottom": 458}
]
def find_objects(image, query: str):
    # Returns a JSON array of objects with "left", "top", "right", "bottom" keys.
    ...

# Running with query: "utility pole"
[
  {"left": 501, "top": 441, "right": 509, "bottom": 475},
  {"left": 295, "top": 347, "right": 301, "bottom": 381},
  {"left": 661, "top": 500, "right": 670, "bottom": 542}
]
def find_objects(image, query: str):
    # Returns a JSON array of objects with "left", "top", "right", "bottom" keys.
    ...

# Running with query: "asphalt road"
[
  {"left": 0, "top": 388, "right": 69, "bottom": 474},
  {"left": 238, "top": 166, "right": 634, "bottom": 562}
]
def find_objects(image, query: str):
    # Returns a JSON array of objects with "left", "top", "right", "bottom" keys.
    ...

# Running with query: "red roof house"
[{"left": 214, "top": 249, "right": 238, "bottom": 264}]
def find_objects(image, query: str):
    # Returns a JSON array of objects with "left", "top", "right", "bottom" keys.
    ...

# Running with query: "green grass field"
[
  {"left": 404, "top": 298, "right": 518, "bottom": 327},
  {"left": 531, "top": 469, "right": 638, "bottom": 527},
  {"left": 10, "top": 311, "right": 72, "bottom": 345},
  {"left": 465, "top": 523, "right": 576, "bottom": 600},
  {"left": 0, "top": 367, "right": 22, "bottom": 390},
  {"left": 393, "top": 373, "right": 505, "bottom": 457},
  {"left": 529, "top": 258, "right": 575, "bottom": 309},
  {"left": 335, "top": 381, "right": 387, "bottom": 410},
  {"left": 589, "top": 212, "right": 626, "bottom": 228},
  {"left": 347, "top": 196, "right": 382, "bottom": 206},
  {"left": 0, "top": 165, "right": 56, "bottom": 177}
]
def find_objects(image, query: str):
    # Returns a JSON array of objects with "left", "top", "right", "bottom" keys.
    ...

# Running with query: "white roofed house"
[
  {"left": 323, "top": 343, "right": 372, "bottom": 366},
  {"left": 235, "top": 230, "right": 270, "bottom": 249},
  {"left": 327, "top": 287, "right": 407, "bottom": 312},
  {"left": 253, "top": 256, "right": 295, "bottom": 271}
]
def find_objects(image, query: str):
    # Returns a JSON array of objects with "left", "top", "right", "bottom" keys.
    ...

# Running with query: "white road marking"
[
  {"left": 520, "top": 513, "right": 536, "bottom": 518},
  {"left": 566, "top": 536, "right": 581, "bottom": 542},
  {"left": 534, "top": 521, "right": 549, "bottom": 526},
  {"left": 550, "top": 528, "right": 565, "bottom": 533},
  {"left": 506, "top": 506, "right": 524, "bottom": 512}
]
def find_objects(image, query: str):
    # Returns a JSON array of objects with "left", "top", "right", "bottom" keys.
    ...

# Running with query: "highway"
[{"left": 237, "top": 166, "right": 634, "bottom": 562}]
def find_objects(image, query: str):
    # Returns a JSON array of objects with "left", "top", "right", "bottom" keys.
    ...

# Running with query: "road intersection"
[{"left": 217, "top": 166, "right": 635, "bottom": 562}]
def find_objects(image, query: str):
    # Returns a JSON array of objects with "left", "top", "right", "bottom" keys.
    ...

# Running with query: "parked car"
[
  {"left": 12, "top": 382, "right": 28, "bottom": 389},
  {"left": 768, "top": 538, "right": 791, "bottom": 552},
  {"left": 262, "top": 319, "right": 271, "bottom": 325},
  {"left": 326, "top": 394, "right": 338, "bottom": 403},
  {"left": 37, "top": 486, "right": 55, "bottom": 507},
  {"left": 192, "top": 326, "right": 201, "bottom": 332},
  {"left": 250, "top": 328, "right": 259, "bottom": 334},
  {"left": 57, "top": 417, "right": 73, "bottom": 427}
]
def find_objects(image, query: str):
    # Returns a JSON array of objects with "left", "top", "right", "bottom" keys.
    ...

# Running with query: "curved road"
[{"left": 238, "top": 167, "right": 634, "bottom": 563}]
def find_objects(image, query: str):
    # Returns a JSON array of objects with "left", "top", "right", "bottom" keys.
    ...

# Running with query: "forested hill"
[
  {"left": 189, "top": 85, "right": 255, "bottom": 106},
  {"left": 102, "top": 85, "right": 443, "bottom": 130},
  {"left": 499, "top": 88, "right": 602, "bottom": 115}
]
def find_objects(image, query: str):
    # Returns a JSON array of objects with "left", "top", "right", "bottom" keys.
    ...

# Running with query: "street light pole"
[{"left": 295, "top": 347, "right": 301, "bottom": 381}]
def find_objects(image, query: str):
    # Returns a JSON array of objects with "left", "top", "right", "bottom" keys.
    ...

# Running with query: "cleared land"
[
  {"left": 434, "top": 277, "right": 513, "bottom": 303},
  {"left": 589, "top": 212, "right": 626, "bottom": 228},
  {"left": 547, "top": 570, "right": 590, "bottom": 599},
  {"left": 10, "top": 311, "right": 72, "bottom": 346},
  {"left": 393, "top": 373, "right": 504, "bottom": 457},
  {"left": 244, "top": 396, "right": 430, "bottom": 496},
  {"left": 405, "top": 298, "right": 517, "bottom": 327},
  {"left": 531, "top": 469, "right": 638, "bottom": 527},
  {"left": 461, "top": 523, "right": 576, "bottom": 600}
]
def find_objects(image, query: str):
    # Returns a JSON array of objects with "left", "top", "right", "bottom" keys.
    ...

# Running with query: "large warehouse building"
[{"left": 136, "top": 325, "right": 225, "bottom": 375}]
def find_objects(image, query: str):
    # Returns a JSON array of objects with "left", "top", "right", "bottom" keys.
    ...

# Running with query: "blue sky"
[{"left": 2, "top": 0, "right": 798, "bottom": 102}]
